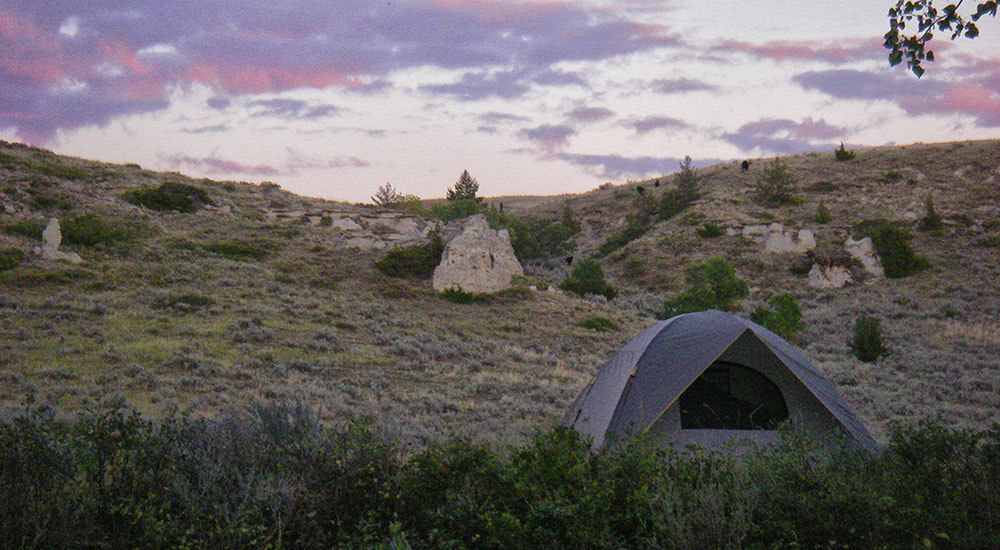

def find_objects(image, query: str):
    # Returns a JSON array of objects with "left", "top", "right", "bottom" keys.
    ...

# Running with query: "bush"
[
  {"left": 202, "top": 240, "right": 270, "bottom": 261},
  {"left": 0, "top": 247, "right": 25, "bottom": 271},
  {"left": 696, "top": 222, "right": 724, "bottom": 238},
  {"left": 662, "top": 258, "right": 748, "bottom": 317},
  {"left": 918, "top": 195, "right": 943, "bottom": 232},
  {"left": 1, "top": 404, "right": 1000, "bottom": 549},
  {"left": 375, "top": 233, "right": 444, "bottom": 278},
  {"left": 854, "top": 219, "right": 930, "bottom": 278},
  {"left": 441, "top": 287, "right": 486, "bottom": 304},
  {"left": 751, "top": 293, "right": 805, "bottom": 341},
  {"left": 577, "top": 316, "right": 617, "bottom": 331},
  {"left": 430, "top": 198, "right": 482, "bottom": 222},
  {"left": 752, "top": 157, "right": 797, "bottom": 206},
  {"left": 124, "top": 182, "right": 213, "bottom": 213},
  {"left": 816, "top": 201, "right": 832, "bottom": 223},
  {"left": 834, "top": 142, "right": 856, "bottom": 161},
  {"left": 883, "top": 170, "right": 904, "bottom": 183},
  {"left": 2, "top": 218, "right": 46, "bottom": 240},
  {"left": 560, "top": 258, "right": 617, "bottom": 299},
  {"left": 623, "top": 256, "right": 646, "bottom": 278},
  {"left": 850, "top": 315, "right": 888, "bottom": 362},
  {"left": 62, "top": 214, "right": 133, "bottom": 247},
  {"left": 597, "top": 221, "right": 648, "bottom": 255},
  {"left": 505, "top": 213, "right": 579, "bottom": 261}
]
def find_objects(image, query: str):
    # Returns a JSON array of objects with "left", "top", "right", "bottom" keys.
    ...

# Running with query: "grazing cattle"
[
  {"left": 636, "top": 186, "right": 645, "bottom": 195},
  {"left": 566, "top": 255, "right": 574, "bottom": 265},
  {"left": 654, "top": 179, "right": 661, "bottom": 187},
  {"left": 741, "top": 160, "right": 750, "bottom": 172}
]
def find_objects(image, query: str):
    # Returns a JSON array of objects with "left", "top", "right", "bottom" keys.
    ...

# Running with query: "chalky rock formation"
[
  {"left": 845, "top": 237, "right": 884, "bottom": 278},
  {"left": 35, "top": 218, "right": 82, "bottom": 264},
  {"left": 743, "top": 223, "right": 816, "bottom": 254},
  {"left": 432, "top": 215, "right": 523, "bottom": 294},
  {"left": 807, "top": 264, "right": 852, "bottom": 289}
]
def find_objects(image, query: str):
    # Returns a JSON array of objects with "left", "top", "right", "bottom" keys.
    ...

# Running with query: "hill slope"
[{"left": 1, "top": 139, "right": 998, "bottom": 445}]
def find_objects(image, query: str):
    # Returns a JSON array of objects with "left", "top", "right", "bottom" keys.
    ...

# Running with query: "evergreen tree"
[
  {"left": 371, "top": 182, "right": 402, "bottom": 205},
  {"left": 447, "top": 170, "right": 480, "bottom": 201}
]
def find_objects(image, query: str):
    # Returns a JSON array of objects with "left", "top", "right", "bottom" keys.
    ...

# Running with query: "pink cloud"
[
  {"left": 630, "top": 116, "right": 688, "bottom": 134},
  {"left": 166, "top": 154, "right": 282, "bottom": 177},
  {"left": 519, "top": 124, "right": 577, "bottom": 156},
  {"left": 720, "top": 37, "right": 881, "bottom": 64},
  {"left": 900, "top": 85, "right": 1000, "bottom": 126}
]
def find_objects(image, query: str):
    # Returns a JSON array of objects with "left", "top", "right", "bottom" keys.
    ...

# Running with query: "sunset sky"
[{"left": 2, "top": 1, "right": 999, "bottom": 202}]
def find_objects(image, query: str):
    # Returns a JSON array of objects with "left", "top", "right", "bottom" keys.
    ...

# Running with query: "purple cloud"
[
  {"left": 794, "top": 68, "right": 1000, "bottom": 127},
  {"left": 248, "top": 98, "right": 340, "bottom": 119},
  {"left": 718, "top": 37, "right": 882, "bottom": 64},
  {"left": 567, "top": 106, "right": 615, "bottom": 123},
  {"left": 649, "top": 78, "right": 715, "bottom": 94},
  {"left": 165, "top": 154, "right": 282, "bottom": 177},
  {"left": 721, "top": 117, "right": 845, "bottom": 154},
  {"left": 519, "top": 124, "right": 577, "bottom": 155},
  {"left": 0, "top": 1, "right": 678, "bottom": 140},
  {"left": 630, "top": 116, "right": 688, "bottom": 134},
  {"left": 557, "top": 152, "right": 721, "bottom": 179},
  {"left": 479, "top": 111, "right": 529, "bottom": 124}
]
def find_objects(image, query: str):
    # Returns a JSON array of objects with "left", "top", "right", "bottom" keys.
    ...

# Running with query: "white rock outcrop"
[
  {"left": 746, "top": 222, "right": 816, "bottom": 254},
  {"left": 33, "top": 218, "right": 82, "bottom": 264},
  {"left": 432, "top": 214, "right": 523, "bottom": 294},
  {"left": 845, "top": 237, "right": 884, "bottom": 278},
  {"left": 807, "top": 264, "right": 852, "bottom": 289}
]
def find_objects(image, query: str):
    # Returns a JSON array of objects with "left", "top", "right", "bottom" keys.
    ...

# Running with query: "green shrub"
[
  {"left": 850, "top": 315, "right": 888, "bottom": 362},
  {"left": 673, "top": 155, "right": 700, "bottom": 201},
  {"left": 623, "top": 256, "right": 646, "bottom": 278},
  {"left": 854, "top": 219, "right": 929, "bottom": 278},
  {"left": 318, "top": 216, "right": 333, "bottom": 227},
  {"left": 62, "top": 214, "right": 133, "bottom": 247},
  {"left": 577, "top": 316, "right": 617, "bottom": 331},
  {"left": 751, "top": 293, "right": 805, "bottom": 341},
  {"left": 752, "top": 157, "right": 797, "bottom": 206},
  {"left": 560, "top": 258, "right": 617, "bottom": 299},
  {"left": 430, "top": 198, "right": 483, "bottom": 222},
  {"left": 816, "top": 201, "right": 832, "bottom": 223},
  {"left": 2, "top": 218, "right": 46, "bottom": 240},
  {"left": 1, "top": 403, "right": 999, "bottom": 549},
  {"left": 0, "top": 247, "right": 25, "bottom": 271},
  {"left": 505, "top": 213, "right": 579, "bottom": 261},
  {"left": 834, "top": 142, "right": 856, "bottom": 161},
  {"left": 662, "top": 258, "right": 748, "bottom": 317},
  {"left": 807, "top": 181, "right": 837, "bottom": 193},
  {"left": 597, "top": 221, "right": 648, "bottom": 255},
  {"left": 695, "top": 222, "right": 724, "bottom": 238},
  {"left": 882, "top": 170, "right": 904, "bottom": 183},
  {"left": 440, "top": 287, "right": 485, "bottom": 304},
  {"left": 0, "top": 266, "right": 93, "bottom": 286},
  {"left": 124, "top": 182, "right": 213, "bottom": 213},
  {"left": 202, "top": 240, "right": 270, "bottom": 261},
  {"left": 375, "top": 233, "right": 444, "bottom": 278},
  {"left": 917, "top": 195, "right": 943, "bottom": 231}
]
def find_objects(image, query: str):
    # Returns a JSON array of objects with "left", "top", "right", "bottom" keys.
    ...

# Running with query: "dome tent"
[{"left": 562, "top": 310, "right": 879, "bottom": 452}]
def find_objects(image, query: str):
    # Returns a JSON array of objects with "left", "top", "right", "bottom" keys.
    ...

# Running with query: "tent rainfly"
[{"left": 563, "top": 310, "right": 879, "bottom": 452}]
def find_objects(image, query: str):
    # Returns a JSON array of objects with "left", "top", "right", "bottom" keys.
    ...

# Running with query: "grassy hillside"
[{"left": 1, "top": 139, "right": 998, "bottom": 446}]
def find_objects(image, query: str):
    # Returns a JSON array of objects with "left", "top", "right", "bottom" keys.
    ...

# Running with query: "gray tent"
[{"left": 563, "top": 310, "right": 879, "bottom": 452}]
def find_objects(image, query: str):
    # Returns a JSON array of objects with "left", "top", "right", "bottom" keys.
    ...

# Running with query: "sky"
[{"left": 1, "top": 1, "right": 999, "bottom": 203}]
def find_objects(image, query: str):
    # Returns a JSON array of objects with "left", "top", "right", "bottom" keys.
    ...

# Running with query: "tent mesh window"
[{"left": 679, "top": 361, "right": 789, "bottom": 430}]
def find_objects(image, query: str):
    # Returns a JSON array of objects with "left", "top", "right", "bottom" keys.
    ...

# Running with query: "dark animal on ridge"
[
  {"left": 741, "top": 160, "right": 750, "bottom": 172},
  {"left": 654, "top": 179, "right": 660, "bottom": 187}
]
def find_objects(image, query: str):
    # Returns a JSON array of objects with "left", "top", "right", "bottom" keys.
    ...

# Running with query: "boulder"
[
  {"left": 845, "top": 237, "right": 884, "bottom": 278},
  {"left": 807, "top": 264, "right": 852, "bottom": 289},
  {"left": 760, "top": 225, "right": 816, "bottom": 254},
  {"left": 34, "top": 218, "right": 82, "bottom": 264},
  {"left": 331, "top": 218, "right": 363, "bottom": 231},
  {"left": 433, "top": 214, "right": 523, "bottom": 294}
]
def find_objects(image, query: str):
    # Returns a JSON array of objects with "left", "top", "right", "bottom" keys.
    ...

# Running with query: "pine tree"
[
  {"left": 447, "top": 170, "right": 479, "bottom": 201},
  {"left": 371, "top": 182, "right": 402, "bottom": 205}
]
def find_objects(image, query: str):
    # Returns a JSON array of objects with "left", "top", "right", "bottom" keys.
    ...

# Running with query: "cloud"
[
  {"left": 518, "top": 123, "right": 577, "bottom": 155},
  {"left": 556, "top": 152, "right": 717, "bottom": 179},
  {"left": 421, "top": 70, "right": 530, "bottom": 100},
  {"left": 479, "top": 111, "right": 529, "bottom": 124},
  {"left": 794, "top": 68, "right": 999, "bottom": 127},
  {"left": 566, "top": 106, "right": 615, "bottom": 123},
  {"left": 0, "top": 1, "right": 679, "bottom": 139},
  {"left": 248, "top": 98, "right": 340, "bottom": 119},
  {"left": 718, "top": 37, "right": 881, "bottom": 64},
  {"left": 649, "top": 78, "right": 715, "bottom": 94},
  {"left": 721, "top": 117, "right": 845, "bottom": 154},
  {"left": 629, "top": 116, "right": 688, "bottom": 134},
  {"left": 165, "top": 154, "right": 282, "bottom": 177},
  {"left": 164, "top": 149, "right": 369, "bottom": 178}
]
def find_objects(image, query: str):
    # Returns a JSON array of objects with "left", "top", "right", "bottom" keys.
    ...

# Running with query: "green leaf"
[
  {"left": 926, "top": 50, "right": 935, "bottom": 61},
  {"left": 912, "top": 63, "right": 926, "bottom": 77}
]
